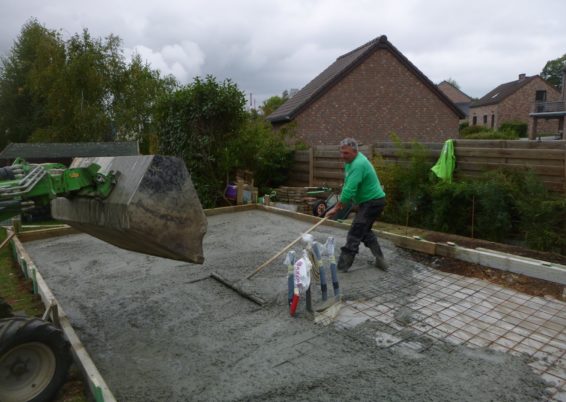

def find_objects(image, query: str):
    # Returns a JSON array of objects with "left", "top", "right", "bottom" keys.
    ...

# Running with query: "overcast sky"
[{"left": 1, "top": 0, "right": 564, "bottom": 108}]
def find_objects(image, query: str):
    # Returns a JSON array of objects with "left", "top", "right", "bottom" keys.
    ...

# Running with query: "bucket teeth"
[{"left": 51, "top": 155, "right": 207, "bottom": 264}]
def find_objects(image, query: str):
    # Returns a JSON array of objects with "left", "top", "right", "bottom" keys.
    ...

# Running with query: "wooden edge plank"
[
  {"left": 436, "top": 243, "right": 566, "bottom": 285},
  {"left": 11, "top": 234, "right": 117, "bottom": 402},
  {"left": 240, "top": 207, "right": 565, "bottom": 285},
  {"left": 18, "top": 226, "right": 81, "bottom": 243}
]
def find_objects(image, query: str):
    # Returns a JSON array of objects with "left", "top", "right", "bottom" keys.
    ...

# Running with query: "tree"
[
  {"left": 0, "top": 20, "right": 173, "bottom": 147},
  {"left": 0, "top": 19, "right": 64, "bottom": 149},
  {"left": 222, "top": 115, "right": 293, "bottom": 194},
  {"left": 444, "top": 78, "right": 460, "bottom": 89},
  {"left": 540, "top": 54, "right": 566, "bottom": 89},
  {"left": 155, "top": 75, "right": 247, "bottom": 207},
  {"left": 111, "top": 54, "right": 177, "bottom": 152},
  {"left": 260, "top": 90, "right": 290, "bottom": 116}
]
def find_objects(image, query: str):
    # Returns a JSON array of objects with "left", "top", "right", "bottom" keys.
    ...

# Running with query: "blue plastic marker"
[
  {"left": 325, "top": 237, "right": 340, "bottom": 297},
  {"left": 313, "top": 241, "right": 328, "bottom": 301}
]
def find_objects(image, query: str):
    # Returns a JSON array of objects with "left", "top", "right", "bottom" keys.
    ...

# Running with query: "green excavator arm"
[
  {"left": 0, "top": 156, "right": 207, "bottom": 264},
  {"left": 0, "top": 158, "right": 118, "bottom": 223}
]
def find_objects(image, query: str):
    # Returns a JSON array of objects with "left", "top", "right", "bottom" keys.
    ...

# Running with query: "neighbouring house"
[
  {"left": 529, "top": 65, "right": 566, "bottom": 139},
  {"left": 267, "top": 35, "right": 464, "bottom": 146},
  {"left": 437, "top": 81, "right": 473, "bottom": 119},
  {"left": 468, "top": 74, "right": 561, "bottom": 136}
]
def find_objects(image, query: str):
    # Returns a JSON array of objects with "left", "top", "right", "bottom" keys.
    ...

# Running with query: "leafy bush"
[
  {"left": 373, "top": 139, "right": 566, "bottom": 253},
  {"left": 221, "top": 117, "right": 293, "bottom": 195},
  {"left": 459, "top": 121, "right": 469, "bottom": 131},
  {"left": 460, "top": 125, "right": 490, "bottom": 136},
  {"left": 460, "top": 125, "right": 519, "bottom": 140},
  {"left": 375, "top": 135, "right": 433, "bottom": 228},
  {"left": 499, "top": 121, "right": 528, "bottom": 138},
  {"left": 156, "top": 75, "right": 247, "bottom": 207}
]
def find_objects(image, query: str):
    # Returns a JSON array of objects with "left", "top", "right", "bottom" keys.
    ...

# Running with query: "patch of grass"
[
  {"left": 0, "top": 227, "right": 43, "bottom": 316},
  {"left": 0, "top": 226, "right": 88, "bottom": 402}
]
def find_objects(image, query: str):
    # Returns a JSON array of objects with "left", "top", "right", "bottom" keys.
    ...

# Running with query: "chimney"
[{"left": 518, "top": 73, "right": 526, "bottom": 80}]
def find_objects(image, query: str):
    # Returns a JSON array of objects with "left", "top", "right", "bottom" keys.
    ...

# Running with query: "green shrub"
[
  {"left": 499, "top": 121, "right": 528, "bottom": 138},
  {"left": 459, "top": 121, "right": 469, "bottom": 131},
  {"left": 375, "top": 135, "right": 433, "bottom": 228},
  {"left": 460, "top": 125, "right": 490, "bottom": 136},
  {"left": 373, "top": 138, "right": 565, "bottom": 253},
  {"left": 460, "top": 128, "right": 519, "bottom": 140}
]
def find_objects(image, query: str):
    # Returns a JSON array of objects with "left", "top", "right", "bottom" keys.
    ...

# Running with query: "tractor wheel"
[
  {"left": 0, "top": 317, "right": 71, "bottom": 402},
  {"left": 312, "top": 200, "right": 327, "bottom": 217}
]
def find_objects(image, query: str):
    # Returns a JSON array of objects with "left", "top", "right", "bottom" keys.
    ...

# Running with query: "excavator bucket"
[{"left": 51, "top": 155, "right": 207, "bottom": 264}]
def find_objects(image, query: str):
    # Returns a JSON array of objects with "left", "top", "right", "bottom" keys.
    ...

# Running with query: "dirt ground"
[{"left": 24, "top": 210, "right": 549, "bottom": 401}]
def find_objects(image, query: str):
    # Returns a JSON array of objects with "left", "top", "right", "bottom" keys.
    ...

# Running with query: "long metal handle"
[{"left": 246, "top": 216, "right": 329, "bottom": 280}]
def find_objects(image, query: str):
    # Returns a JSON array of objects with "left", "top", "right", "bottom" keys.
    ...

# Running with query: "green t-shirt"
[{"left": 340, "top": 152, "right": 385, "bottom": 204}]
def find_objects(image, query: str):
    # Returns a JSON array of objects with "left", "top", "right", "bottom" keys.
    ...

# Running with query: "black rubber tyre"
[
  {"left": 0, "top": 297, "right": 13, "bottom": 319},
  {"left": 312, "top": 200, "right": 327, "bottom": 217},
  {"left": 0, "top": 317, "right": 71, "bottom": 402}
]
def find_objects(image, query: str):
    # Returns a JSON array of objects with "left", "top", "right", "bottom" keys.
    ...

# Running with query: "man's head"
[{"left": 339, "top": 137, "right": 358, "bottom": 163}]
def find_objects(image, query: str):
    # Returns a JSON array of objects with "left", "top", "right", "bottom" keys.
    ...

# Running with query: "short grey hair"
[{"left": 339, "top": 137, "right": 358, "bottom": 151}]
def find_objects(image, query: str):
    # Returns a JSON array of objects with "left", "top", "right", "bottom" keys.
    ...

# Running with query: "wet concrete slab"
[
  {"left": 23, "top": 209, "right": 560, "bottom": 401},
  {"left": 334, "top": 263, "right": 566, "bottom": 401}
]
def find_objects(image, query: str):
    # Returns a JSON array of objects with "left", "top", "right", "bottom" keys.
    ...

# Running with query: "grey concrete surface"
[{"left": 24, "top": 210, "right": 558, "bottom": 401}]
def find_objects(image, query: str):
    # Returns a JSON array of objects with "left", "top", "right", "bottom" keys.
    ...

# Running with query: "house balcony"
[{"left": 530, "top": 101, "right": 566, "bottom": 116}]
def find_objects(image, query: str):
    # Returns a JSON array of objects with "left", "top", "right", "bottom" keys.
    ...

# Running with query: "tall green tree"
[
  {"left": 0, "top": 19, "right": 64, "bottom": 149},
  {"left": 444, "top": 78, "right": 460, "bottom": 89},
  {"left": 540, "top": 54, "right": 566, "bottom": 89},
  {"left": 155, "top": 75, "right": 247, "bottom": 206},
  {"left": 0, "top": 20, "right": 173, "bottom": 148},
  {"left": 260, "top": 91, "right": 289, "bottom": 116},
  {"left": 31, "top": 30, "right": 123, "bottom": 142},
  {"left": 111, "top": 54, "right": 177, "bottom": 152}
]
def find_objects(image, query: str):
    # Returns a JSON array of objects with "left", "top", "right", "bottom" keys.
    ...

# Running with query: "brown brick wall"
[
  {"left": 281, "top": 49, "right": 460, "bottom": 146},
  {"left": 469, "top": 77, "right": 561, "bottom": 134}
]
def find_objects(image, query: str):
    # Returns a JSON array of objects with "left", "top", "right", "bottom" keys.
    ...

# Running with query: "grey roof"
[
  {"left": 267, "top": 35, "right": 465, "bottom": 122},
  {"left": 470, "top": 76, "right": 537, "bottom": 108},
  {"left": 0, "top": 141, "right": 140, "bottom": 159}
]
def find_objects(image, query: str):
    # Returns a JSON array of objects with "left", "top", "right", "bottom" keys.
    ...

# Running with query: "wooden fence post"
[{"left": 308, "top": 147, "right": 314, "bottom": 187}]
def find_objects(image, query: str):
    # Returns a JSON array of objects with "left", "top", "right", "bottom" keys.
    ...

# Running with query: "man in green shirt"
[{"left": 326, "top": 138, "right": 388, "bottom": 272}]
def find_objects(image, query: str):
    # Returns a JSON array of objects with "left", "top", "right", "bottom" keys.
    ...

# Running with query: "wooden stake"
[{"left": 0, "top": 232, "right": 15, "bottom": 251}]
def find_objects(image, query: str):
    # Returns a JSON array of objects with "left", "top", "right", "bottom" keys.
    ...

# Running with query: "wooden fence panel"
[{"left": 286, "top": 141, "right": 566, "bottom": 193}]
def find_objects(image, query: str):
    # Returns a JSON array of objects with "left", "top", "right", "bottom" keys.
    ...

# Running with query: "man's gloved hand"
[{"left": 324, "top": 201, "right": 344, "bottom": 219}]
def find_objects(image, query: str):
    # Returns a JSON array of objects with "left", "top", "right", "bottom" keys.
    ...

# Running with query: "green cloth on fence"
[{"left": 431, "top": 139, "right": 455, "bottom": 183}]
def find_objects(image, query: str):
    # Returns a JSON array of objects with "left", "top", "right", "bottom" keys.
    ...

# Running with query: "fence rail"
[{"left": 286, "top": 140, "right": 566, "bottom": 193}]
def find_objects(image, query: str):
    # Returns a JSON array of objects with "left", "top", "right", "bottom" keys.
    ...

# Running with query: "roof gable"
[
  {"left": 437, "top": 81, "right": 472, "bottom": 104},
  {"left": 267, "top": 35, "right": 464, "bottom": 122},
  {"left": 470, "top": 75, "right": 542, "bottom": 108}
]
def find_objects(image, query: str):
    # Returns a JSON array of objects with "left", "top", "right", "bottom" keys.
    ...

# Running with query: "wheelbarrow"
[{"left": 306, "top": 187, "right": 352, "bottom": 220}]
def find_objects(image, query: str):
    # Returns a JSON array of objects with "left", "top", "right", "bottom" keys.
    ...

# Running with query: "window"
[
  {"left": 535, "top": 90, "right": 547, "bottom": 102},
  {"left": 491, "top": 114, "right": 495, "bottom": 128},
  {"left": 483, "top": 115, "right": 487, "bottom": 125}
]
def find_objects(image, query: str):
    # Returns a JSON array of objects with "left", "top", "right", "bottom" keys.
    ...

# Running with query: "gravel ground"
[{"left": 24, "top": 209, "right": 547, "bottom": 401}]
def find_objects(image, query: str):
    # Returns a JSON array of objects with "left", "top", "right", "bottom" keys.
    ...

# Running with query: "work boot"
[
  {"left": 368, "top": 242, "right": 388, "bottom": 272},
  {"left": 337, "top": 252, "right": 355, "bottom": 273}
]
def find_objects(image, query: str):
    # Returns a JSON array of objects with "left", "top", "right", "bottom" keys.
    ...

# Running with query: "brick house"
[
  {"left": 468, "top": 74, "right": 561, "bottom": 135},
  {"left": 267, "top": 35, "right": 464, "bottom": 146},
  {"left": 437, "top": 81, "right": 472, "bottom": 119}
]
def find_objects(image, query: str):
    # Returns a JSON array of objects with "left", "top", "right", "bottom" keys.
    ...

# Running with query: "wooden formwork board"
[
  {"left": 209, "top": 205, "right": 565, "bottom": 286},
  {"left": 10, "top": 230, "right": 117, "bottom": 402},
  {"left": 10, "top": 205, "right": 565, "bottom": 402}
]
